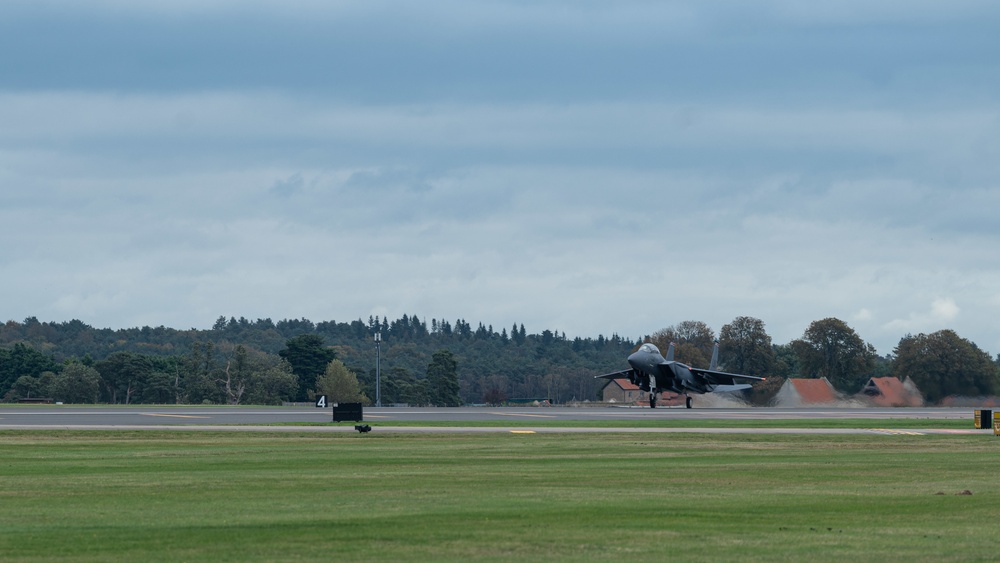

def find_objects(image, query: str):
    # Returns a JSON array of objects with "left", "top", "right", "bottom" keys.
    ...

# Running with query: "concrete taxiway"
[{"left": 0, "top": 405, "right": 984, "bottom": 435}]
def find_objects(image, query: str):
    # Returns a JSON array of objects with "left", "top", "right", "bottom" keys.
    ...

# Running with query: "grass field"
[{"left": 2, "top": 430, "right": 998, "bottom": 562}]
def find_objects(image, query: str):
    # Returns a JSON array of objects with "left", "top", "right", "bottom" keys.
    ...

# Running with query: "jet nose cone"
[{"left": 627, "top": 353, "right": 641, "bottom": 370}]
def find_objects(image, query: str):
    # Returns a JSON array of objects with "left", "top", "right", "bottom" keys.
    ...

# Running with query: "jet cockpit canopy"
[{"left": 639, "top": 343, "right": 660, "bottom": 355}]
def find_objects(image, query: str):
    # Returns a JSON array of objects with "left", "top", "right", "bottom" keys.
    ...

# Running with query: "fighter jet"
[{"left": 596, "top": 341, "right": 764, "bottom": 408}]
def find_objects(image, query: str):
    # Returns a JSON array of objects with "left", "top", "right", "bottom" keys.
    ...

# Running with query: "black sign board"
[{"left": 333, "top": 402, "right": 364, "bottom": 422}]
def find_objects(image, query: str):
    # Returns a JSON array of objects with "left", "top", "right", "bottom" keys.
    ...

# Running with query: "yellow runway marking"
[
  {"left": 142, "top": 413, "right": 211, "bottom": 419},
  {"left": 497, "top": 413, "right": 555, "bottom": 418},
  {"left": 871, "top": 428, "right": 923, "bottom": 436},
  {"left": 509, "top": 430, "right": 537, "bottom": 434}
]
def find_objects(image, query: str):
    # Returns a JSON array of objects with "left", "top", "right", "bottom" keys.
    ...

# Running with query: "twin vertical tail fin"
[{"left": 665, "top": 340, "right": 718, "bottom": 368}]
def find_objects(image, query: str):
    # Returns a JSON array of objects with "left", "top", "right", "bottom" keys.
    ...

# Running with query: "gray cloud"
[
  {"left": 1, "top": 2, "right": 999, "bottom": 355},
  {"left": 270, "top": 173, "right": 305, "bottom": 198},
  {"left": 4, "top": 1, "right": 998, "bottom": 106}
]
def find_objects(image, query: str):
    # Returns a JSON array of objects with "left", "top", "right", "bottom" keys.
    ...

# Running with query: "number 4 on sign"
[{"left": 315, "top": 395, "right": 328, "bottom": 408}]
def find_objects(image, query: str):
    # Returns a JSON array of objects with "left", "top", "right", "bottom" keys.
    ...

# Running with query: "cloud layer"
[{"left": 2, "top": 1, "right": 999, "bottom": 355}]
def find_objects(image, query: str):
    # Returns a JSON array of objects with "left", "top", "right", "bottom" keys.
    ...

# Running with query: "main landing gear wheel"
[
  {"left": 649, "top": 394, "right": 657, "bottom": 409},
  {"left": 685, "top": 396, "right": 693, "bottom": 409}
]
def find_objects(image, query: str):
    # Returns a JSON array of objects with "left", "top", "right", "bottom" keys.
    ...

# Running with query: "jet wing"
[
  {"left": 595, "top": 369, "right": 636, "bottom": 381},
  {"left": 689, "top": 368, "right": 765, "bottom": 387}
]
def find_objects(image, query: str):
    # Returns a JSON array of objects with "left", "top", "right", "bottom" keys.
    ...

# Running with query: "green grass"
[{"left": 2, "top": 431, "right": 999, "bottom": 561}]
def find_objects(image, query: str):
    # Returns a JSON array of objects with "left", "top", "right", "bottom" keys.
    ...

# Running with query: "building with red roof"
[
  {"left": 859, "top": 377, "right": 923, "bottom": 407},
  {"left": 773, "top": 377, "right": 839, "bottom": 406},
  {"left": 601, "top": 378, "right": 645, "bottom": 404}
]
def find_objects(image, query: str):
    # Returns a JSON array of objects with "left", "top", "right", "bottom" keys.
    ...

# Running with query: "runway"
[{"left": 0, "top": 405, "right": 986, "bottom": 435}]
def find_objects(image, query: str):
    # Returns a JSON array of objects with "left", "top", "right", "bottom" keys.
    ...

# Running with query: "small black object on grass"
[{"left": 355, "top": 424, "right": 372, "bottom": 433}]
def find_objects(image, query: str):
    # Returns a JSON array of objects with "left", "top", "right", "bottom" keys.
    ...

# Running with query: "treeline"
[
  {"left": 650, "top": 317, "right": 1000, "bottom": 404},
  {"left": 0, "top": 315, "right": 635, "bottom": 405},
  {"left": 2, "top": 315, "right": 997, "bottom": 405}
]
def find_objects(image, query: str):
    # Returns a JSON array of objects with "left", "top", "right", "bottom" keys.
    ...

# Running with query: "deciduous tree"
[
  {"left": 183, "top": 342, "right": 223, "bottom": 404},
  {"left": 719, "top": 316, "right": 775, "bottom": 376},
  {"left": 96, "top": 352, "right": 153, "bottom": 404},
  {"left": 245, "top": 358, "right": 298, "bottom": 405},
  {"left": 217, "top": 344, "right": 252, "bottom": 405},
  {"left": 50, "top": 363, "right": 100, "bottom": 404},
  {"left": 0, "top": 343, "right": 60, "bottom": 399},
  {"left": 650, "top": 321, "right": 715, "bottom": 367},
  {"left": 772, "top": 343, "right": 798, "bottom": 378},
  {"left": 10, "top": 375, "right": 41, "bottom": 400},
  {"left": 315, "top": 360, "right": 368, "bottom": 404},
  {"left": 791, "top": 318, "right": 875, "bottom": 393},
  {"left": 892, "top": 330, "right": 998, "bottom": 403}
]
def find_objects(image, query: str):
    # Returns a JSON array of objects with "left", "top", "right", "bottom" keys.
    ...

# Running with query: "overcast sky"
[{"left": 2, "top": 1, "right": 999, "bottom": 355}]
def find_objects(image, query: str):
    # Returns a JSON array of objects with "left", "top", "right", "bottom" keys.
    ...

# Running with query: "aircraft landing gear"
[
  {"left": 649, "top": 394, "right": 657, "bottom": 409},
  {"left": 685, "top": 395, "right": 693, "bottom": 409}
]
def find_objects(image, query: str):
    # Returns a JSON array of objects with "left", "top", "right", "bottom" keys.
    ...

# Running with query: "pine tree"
[
  {"left": 426, "top": 350, "right": 461, "bottom": 407},
  {"left": 278, "top": 334, "right": 337, "bottom": 401}
]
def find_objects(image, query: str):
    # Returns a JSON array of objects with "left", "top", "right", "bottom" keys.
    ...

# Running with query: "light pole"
[{"left": 374, "top": 332, "right": 382, "bottom": 407}]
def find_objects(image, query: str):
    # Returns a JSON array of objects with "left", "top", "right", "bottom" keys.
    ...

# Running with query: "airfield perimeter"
[{"left": 0, "top": 405, "right": 986, "bottom": 435}]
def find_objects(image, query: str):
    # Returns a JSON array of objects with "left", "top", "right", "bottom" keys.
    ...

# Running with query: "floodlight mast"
[{"left": 374, "top": 332, "right": 382, "bottom": 407}]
